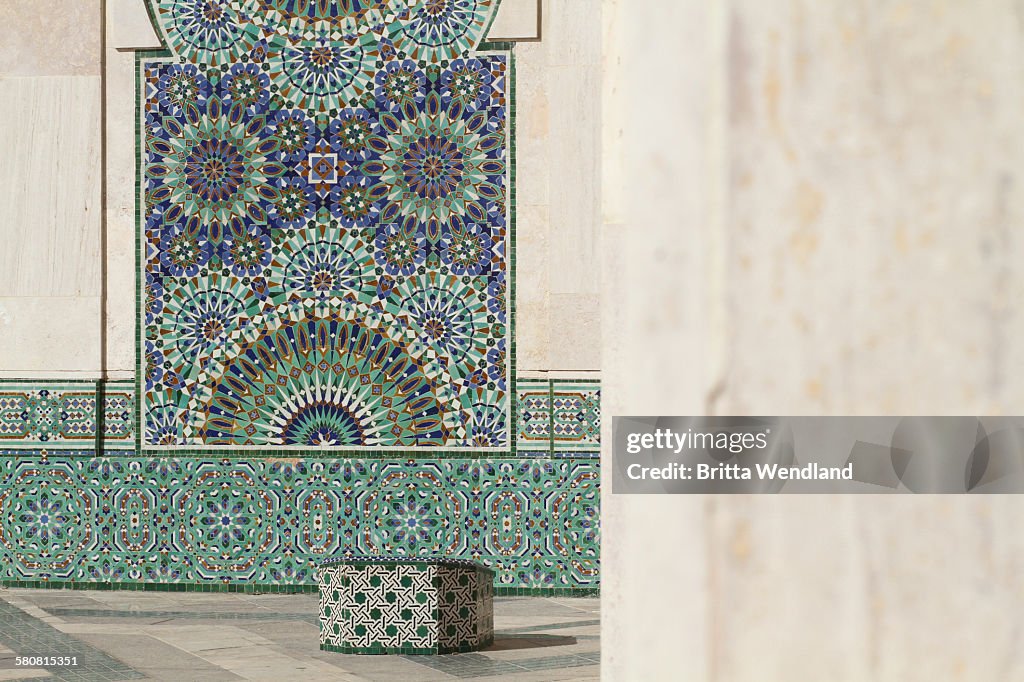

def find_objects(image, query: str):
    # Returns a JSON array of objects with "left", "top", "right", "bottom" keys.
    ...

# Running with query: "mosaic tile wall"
[
  {"left": 0, "top": 454, "right": 597, "bottom": 590},
  {"left": 0, "top": 378, "right": 599, "bottom": 591},
  {"left": 0, "top": 381, "right": 135, "bottom": 451},
  {"left": 516, "top": 379, "right": 601, "bottom": 456},
  {"left": 139, "top": 0, "right": 512, "bottom": 451},
  {"left": 0, "top": 1, "right": 601, "bottom": 594}
]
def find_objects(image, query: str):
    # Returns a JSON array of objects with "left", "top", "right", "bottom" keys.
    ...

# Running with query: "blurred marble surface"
[{"left": 603, "top": 1, "right": 1024, "bottom": 680}]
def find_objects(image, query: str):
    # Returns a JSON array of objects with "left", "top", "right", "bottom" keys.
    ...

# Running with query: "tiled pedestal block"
[{"left": 319, "top": 557, "right": 495, "bottom": 655}]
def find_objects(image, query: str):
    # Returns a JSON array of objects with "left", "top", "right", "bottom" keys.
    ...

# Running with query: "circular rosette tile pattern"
[
  {"left": 153, "top": 0, "right": 254, "bottom": 65},
  {"left": 390, "top": 0, "right": 494, "bottom": 65},
  {"left": 171, "top": 463, "right": 280, "bottom": 580},
  {"left": 158, "top": 275, "right": 262, "bottom": 388},
  {"left": 389, "top": 273, "right": 491, "bottom": 380},
  {"left": 148, "top": 64, "right": 213, "bottom": 118},
  {"left": 146, "top": 94, "right": 285, "bottom": 244},
  {"left": 265, "top": 30, "right": 382, "bottom": 114},
  {"left": 233, "top": 0, "right": 413, "bottom": 42},
  {"left": 187, "top": 303, "right": 458, "bottom": 446},
  {"left": 364, "top": 91, "right": 506, "bottom": 241},
  {"left": 356, "top": 462, "right": 466, "bottom": 555},
  {"left": 269, "top": 225, "right": 377, "bottom": 304}
]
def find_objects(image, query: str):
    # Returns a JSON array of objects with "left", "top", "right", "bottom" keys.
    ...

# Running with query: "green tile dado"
[{"left": 0, "top": 454, "right": 599, "bottom": 591}]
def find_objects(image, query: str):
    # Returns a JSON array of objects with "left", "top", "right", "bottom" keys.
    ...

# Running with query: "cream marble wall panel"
[
  {"left": 512, "top": 3, "right": 601, "bottom": 371},
  {"left": 547, "top": 64, "right": 601, "bottom": 298},
  {"left": 514, "top": 41, "right": 551, "bottom": 207},
  {"left": 513, "top": 38, "right": 553, "bottom": 370},
  {"left": 108, "top": 0, "right": 161, "bottom": 50},
  {"left": 0, "top": 1, "right": 99, "bottom": 77},
  {"left": 544, "top": 0, "right": 601, "bottom": 302},
  {"left": 604, "top": 0, "right": 1024, "bottom": 679},
  {"left": 487, "top": 0, "right": 539, "bottom": 41},
  {"left": 548, "top": 293, "right": 600, "bottom": 370},
  {"left": 0, "top": 1, "right": 102, "bottom": 375},
  {"left": 601, "top": 0, "right": 715, "bottom": 678},
  {"left": 515, "top": 204, "right": 551, "bottom": 370},
  {"left": 0, "top": 297, "right": 101, "bottom": 376},
  {"left": 0, "top": 76, "right": 102, "bottom": 299},
  {"left": 103, "top": 36, "right": 141, "bottom": 376},
  {"left": 546, "top": 0, "right": 601, "bottom": 67}
]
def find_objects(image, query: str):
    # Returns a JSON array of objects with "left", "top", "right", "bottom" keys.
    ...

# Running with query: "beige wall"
[
  {"left": 516, "top": 1, "right": 602, "bottom": 372},
  {"left": 104, "top": 2, "right": 152, "bottom": 378},
  {"left": 603, "top": 1, "right": 1024, "bottom": 680},
  {"left": 0, "top": 1, "right": 102, "bottom": 377}
]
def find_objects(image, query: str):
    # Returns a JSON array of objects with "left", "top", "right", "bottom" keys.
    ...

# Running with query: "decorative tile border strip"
[
  {"left": 1, "top": 378, "right": 599, "bottom": 457},
  {"left": 0, "top": 454, "right": 599, "bottom": 591},
  {"left": 0, "top": 380, "right": 135, "bottom": 451},
  {"left": 515, "top": 378, "right": 551, "bottom": 452},
  {"left": 515, "top": 378, "right": 600, "bottom": 456},
  {"left": 551, "top": 380, "right": 601, "bottom": 453}
]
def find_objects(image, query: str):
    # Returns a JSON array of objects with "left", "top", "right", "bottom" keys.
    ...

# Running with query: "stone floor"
[{"left": 0, "top": 588, "right": 599, "bottom": 681}]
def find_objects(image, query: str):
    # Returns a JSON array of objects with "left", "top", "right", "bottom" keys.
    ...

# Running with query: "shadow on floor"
[{"left": 486, "top": 633, "right": 577, "bottom": 651}]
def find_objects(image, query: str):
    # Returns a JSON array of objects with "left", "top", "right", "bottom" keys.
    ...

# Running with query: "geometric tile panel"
[
  {"left": 140, "top": 0, "right": 512, "bottom": 452},
  {"left": 551, "top": 381, "right": 601, "bottom": 453},
  {"left": 515, "top": 378, "right": 600, "bottom": 456},
  {"left": 0, "top": 454, "right": 599, "bottom": 590},
  {"left": 515, "top": 378, "right": 550, "bottom": 451},
  {"left": 438, "top": 562, "right": 494, "bottom": 651},
  {"left": 319, "top": 557, "right": 494, "bottom": 654},
  {"left": 0, "top": 380, "right": 135, "bottom": 450}
]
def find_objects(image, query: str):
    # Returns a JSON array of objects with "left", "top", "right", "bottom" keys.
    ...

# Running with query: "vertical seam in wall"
[
  {"left": 707, "top": 1, "right": 729, "bottom": 677},
  {"left": 704, "top": 0, "right": 730, "bottom": 417},
  {"left": 95, "top": 378, "right": 104, "bottom": 453},
  {"left": 99, "top": 0, "right": 110, "bottom": 382},
  {"left": 706, "top": 496, "right": 720, "bottom": 682}
]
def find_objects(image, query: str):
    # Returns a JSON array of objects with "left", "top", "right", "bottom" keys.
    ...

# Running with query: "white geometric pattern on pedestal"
[{"left": 319, "top": 558, "right": 495, "bottom": 655}]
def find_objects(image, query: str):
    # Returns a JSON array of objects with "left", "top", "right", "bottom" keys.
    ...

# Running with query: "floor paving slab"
[{"left": 0, "top": 589, "right": 599, "bottom": 681}]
